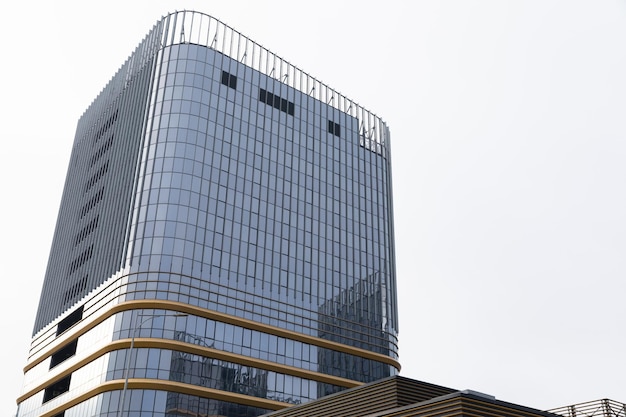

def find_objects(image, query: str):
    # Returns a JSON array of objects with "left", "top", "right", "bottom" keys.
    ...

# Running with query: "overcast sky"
[{"left": 2, "top": 1, "right": 625, "bottom": 416}]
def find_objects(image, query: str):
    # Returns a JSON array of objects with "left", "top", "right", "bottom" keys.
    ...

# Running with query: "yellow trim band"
[
  {"left": 25, "top": 299, "right": 400, "bottom": 373},
  {"left": 18, "top": 337, "right": 362, "bottom": 404},
  {"left": 38, "top": 378, "right": 289, "bottom": 417}
]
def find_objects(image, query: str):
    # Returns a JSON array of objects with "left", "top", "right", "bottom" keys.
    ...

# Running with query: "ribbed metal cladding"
[{"left": 32, "top": 33, "right": 161, "bottom": 334}]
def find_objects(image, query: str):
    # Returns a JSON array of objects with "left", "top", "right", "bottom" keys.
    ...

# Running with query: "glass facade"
[{"left": 17, "top": 11, "right": 398, "bottom": 417}]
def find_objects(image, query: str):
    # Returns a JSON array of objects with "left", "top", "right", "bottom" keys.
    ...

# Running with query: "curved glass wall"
[
  {"left": 17, "top": 308, "right": 391, "bottom": 417},
  {"left": 128, "top": 41, "right": 397, "bottom": 358}
]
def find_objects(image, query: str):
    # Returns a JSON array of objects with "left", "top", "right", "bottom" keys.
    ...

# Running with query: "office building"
[{"left": 16, "top": 10, "right": 398, "bottom": 417}]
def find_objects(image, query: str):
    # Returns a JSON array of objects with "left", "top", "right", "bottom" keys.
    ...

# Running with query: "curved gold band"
[
  {"left": 25, "top": 299, "right": 400, "bottom": 372},
  {"left": 19, "top": 299, "right": 399, "bottom": 411},
  {"left": 18, "top": 337, "right": 362, "bottom": 404},
  {"left": 38, "top": 378, "right": 289, "bottom": 417}
]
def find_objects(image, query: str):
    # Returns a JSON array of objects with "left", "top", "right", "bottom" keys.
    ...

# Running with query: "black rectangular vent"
[
  {"left": 93, "top": 109, "right": 118, "bottom": 144},
  {"left": 328, "top": 120, "right": 341, "bottom": 137},
  {"left": 79, "top": 188, "right": 105, "bottom": 219},
  {"left": 74, "top": 216, "right": 99, "bottom": 247},
  {"left": 259, "top": 88, "right": 295, "bottom": 116},
  {"left": 84, "top": 161, "right": 110, "bottom": 194},
  {"left": 43, "top": 375, "right": 71, "bottom": 403},
  {"left": 89, "top": 135, "right": 114, "bottom": 168},
  {"left": 50, "top": 339, "right": 78, "bottom": 369},
  {"left": 221, "top": 70, "right": 237, "bottom": 90},
  {"left": 68, "top": 245, "right": 94, "bottom": 275},
  {"left": 62, "top": 275, "right": 88, "bottom": 305},
  {"left": 56, "top": 305, "right": 84, "bottom": 336}
]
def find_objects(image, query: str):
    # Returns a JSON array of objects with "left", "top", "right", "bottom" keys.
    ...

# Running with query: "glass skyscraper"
[{"left": 16, "top": 10, "right": 398, "bottom": 417}]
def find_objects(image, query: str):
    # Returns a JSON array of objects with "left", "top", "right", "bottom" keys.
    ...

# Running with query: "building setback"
[
  {"left": 259, "top": 375, "right": 566, "bottom": 417},
  {"left": 16, "top": 10, "right": 398, "bottom": 417}
]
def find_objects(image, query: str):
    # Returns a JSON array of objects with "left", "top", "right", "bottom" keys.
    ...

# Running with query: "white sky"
[{"left": 2, "top": 1, "right": 625, "bottom": 415}]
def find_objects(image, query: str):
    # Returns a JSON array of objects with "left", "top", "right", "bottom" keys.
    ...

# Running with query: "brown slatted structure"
[
  {"left": 262, "top": 376, "right": 564, "bottom": 417},
  {"left": 372, "top": 394, "right": 564, "bottom": 417},
  {"left": 261, "top": 376, "right": 457, "bottom": 417}
]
